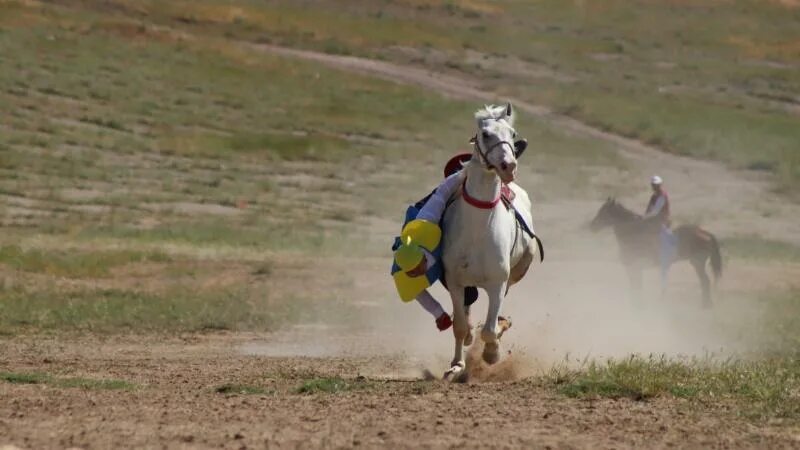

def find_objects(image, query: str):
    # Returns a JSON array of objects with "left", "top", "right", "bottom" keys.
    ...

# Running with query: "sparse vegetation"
[
  {"left": 215, "top": 384, "right": 274, "bottom": 395},
  {"left": 546, "top": 289, "right": 800, "bottom": 422},
  {"left": 0, "top": 371, "right": 136, "bottom": 390},
  {"left": 296, "top": 376, "right": 369, "bottom": 394},
  {"left": 723, "top": 236, "right": 800, "bottom": 262}
]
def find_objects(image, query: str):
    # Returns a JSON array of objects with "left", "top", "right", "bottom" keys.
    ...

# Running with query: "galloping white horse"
[{"left": 442, "top": 103, "right": 537, "bottom": 378}]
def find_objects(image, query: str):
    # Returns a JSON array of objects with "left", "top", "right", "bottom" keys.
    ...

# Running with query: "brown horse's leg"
[
  {"left": 691, "top": 258, "right": 712, "bottom": 308},
  {"left": 625, "top": 265, "right": 643, "bottom": 306}
]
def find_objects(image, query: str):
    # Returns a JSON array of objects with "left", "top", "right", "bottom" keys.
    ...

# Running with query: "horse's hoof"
[
  {"left": 497, "top": 316, "right": 512, "bottom": 338},
  {"left": 463, "top": 329, "right": 474, "bottom": 346},
  {"left": 443, "top": 362, "right": 465, "bottom": 380},
  {"left": 482, "top": 343, "right": 500, "bottom": 365}
]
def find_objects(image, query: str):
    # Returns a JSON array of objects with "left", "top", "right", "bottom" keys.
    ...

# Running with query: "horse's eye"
[{"left": 481, "top": 131, "right": 490, "bottom": 139}]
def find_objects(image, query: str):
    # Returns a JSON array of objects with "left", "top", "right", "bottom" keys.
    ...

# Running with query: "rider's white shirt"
[
  {"left": 644, "top": 195, "right": 666, "bottom": 219},
  {"left": 416, "top": 171, "right": 465, "bottom": 224}
]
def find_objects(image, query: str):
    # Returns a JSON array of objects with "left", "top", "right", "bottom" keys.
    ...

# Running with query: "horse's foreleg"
[
  {"left": 463, "top": 303, "right": 473, "bottom": 346},
  {"left": 626, "top": 265, "right": 643, "bottom": 306},
  {"left": 481, "top": 282, "right": 506, "bottom": 365},
  {"left": 445, "top": 285, "right": 467, "bottom": 378}
]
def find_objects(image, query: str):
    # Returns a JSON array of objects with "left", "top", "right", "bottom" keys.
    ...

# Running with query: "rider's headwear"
[
  {"left": 651, "top": 175, "right": 663, "bottom": 185},
  {"left": 444, "top": 153, "right": 472, "bottom": 178}
]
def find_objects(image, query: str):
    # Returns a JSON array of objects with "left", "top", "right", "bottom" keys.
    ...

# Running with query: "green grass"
[
  {"left": 0, "top": 371, "right": 136, "bottom": 390},
  {"left": 296, "top": 377, "right": 369, "bottom": 394},
  {"left": 78, "top": 220, "right": 355, "bottom": 254},
  {"left": 73, "top": 0, "right": 798, "bottom": 191},
  {"left": 0, "top": 285, "right": 328, "bottom": 332},
  {"left": 547, "top": 289, "right": 800, "bottom": 422},
  {"left": 215, "top": 383, "right": 274, "bottom": 395},
  {"left": 548, "top": 355, "right": 800, "bottom": 421},
  {"left": 723, "top": 236, "right": 800, "bottom": 263},
  {"left": 0, "top": 245, "right": 171, "bottom": 278}
]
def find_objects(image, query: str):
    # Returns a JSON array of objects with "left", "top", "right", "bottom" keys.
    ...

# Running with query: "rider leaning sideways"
[{"left": 390, "top": 154, "right": 479, "bottom": 332}]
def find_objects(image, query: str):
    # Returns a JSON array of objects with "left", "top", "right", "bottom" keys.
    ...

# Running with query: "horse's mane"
[
  {"left": 474, "top": 104, "right": 515, "bottom": 127},
  {"left": 608, "top": 199, "right": 642, "bottom": 221}
]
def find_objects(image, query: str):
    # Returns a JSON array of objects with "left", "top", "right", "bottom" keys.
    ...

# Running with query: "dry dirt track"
[{"left": 2, "top": 334, "right": 799, "bottom": 450}]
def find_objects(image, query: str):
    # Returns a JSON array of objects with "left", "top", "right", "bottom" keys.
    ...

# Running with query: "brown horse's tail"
[{"left": 709, "top": 233, "right": 722, "bottom": 281}]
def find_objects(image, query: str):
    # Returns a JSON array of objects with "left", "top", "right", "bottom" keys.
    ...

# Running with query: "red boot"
[{"left": 435, "top": 313, "right": 452, "bottom": 331}]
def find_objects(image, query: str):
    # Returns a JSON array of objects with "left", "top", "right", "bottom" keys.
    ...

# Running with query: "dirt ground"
[{"left": 1, "top": 333, "right": 799, "bottom": 450}]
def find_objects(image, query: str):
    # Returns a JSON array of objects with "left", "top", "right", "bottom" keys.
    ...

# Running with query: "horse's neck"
[{"left": 464, "top": 162, "right": 500, "bottom": 202}]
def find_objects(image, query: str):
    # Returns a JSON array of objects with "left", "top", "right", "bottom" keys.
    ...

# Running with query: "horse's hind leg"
[
  {"left": 508, "top": 243, "right": 534, "bottom": 286},
  {"left": 691, "top": 258, "right": 712, "bottom": 308}
]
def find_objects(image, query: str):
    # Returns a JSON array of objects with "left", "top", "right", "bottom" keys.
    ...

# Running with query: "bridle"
[
  {"left": 462, "top": 133, "right": 515, "bottom": 210},
  {"left": 472, "top": 134, "right": 515, "bottom": 172}
]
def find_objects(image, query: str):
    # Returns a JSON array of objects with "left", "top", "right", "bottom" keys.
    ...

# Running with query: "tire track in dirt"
[{"left": 252, "top": 43, "right": 800, "bottom": 246}]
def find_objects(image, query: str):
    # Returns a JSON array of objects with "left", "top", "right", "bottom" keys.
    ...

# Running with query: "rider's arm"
[
  {"left": 415, "top": 171, "right": 465, "bottom": 223},
  {"left": 643, "top": 195, "right": 666, "bottom": 219}
]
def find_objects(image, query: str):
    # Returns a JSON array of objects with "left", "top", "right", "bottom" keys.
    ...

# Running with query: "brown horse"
[{"left": 590, "top": 198, "right": 722, "bottom": 307}]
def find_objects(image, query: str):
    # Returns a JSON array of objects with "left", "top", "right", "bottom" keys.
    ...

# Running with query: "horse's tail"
[{"left": 709, "top": 233, "right": 722, "bottom": 281}]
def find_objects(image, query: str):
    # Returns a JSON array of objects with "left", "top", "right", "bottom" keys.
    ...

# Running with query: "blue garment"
[
  {"left": 390, "top": 204, "right": 442, "bottom": 288},
  {"left": 391, "top": 198, "right": 479, "bottom": 306},
  {"left": 659, "top": 225, "right": 677, "bottom": 291}
]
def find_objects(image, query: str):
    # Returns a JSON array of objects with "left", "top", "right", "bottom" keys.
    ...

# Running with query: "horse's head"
[
  {"left": 472, "top": 103, "right": 520, "bottom": 183},
  {"left": 590, "top": 197, "right": 617, "bottom": 231}
]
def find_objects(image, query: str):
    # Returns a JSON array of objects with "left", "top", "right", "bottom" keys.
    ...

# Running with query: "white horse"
[{"left": 442, "top": 103, "right": 538, "bottom": 378}]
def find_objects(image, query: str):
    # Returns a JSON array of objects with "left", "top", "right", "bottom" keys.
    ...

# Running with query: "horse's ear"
[
  {"left": 513, "top": 139, "right": 527, "bottom": 158},
  {"left": 505, "top": 103, "right": 513, "bottom": 117}
]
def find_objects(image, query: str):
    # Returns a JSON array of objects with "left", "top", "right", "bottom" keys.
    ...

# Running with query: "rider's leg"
[
  {"left": 416, "top": 289, "right": 445, "bottom": 318},
  {"left": 659, "top": 226, "right": 675, "bottom": 295}
]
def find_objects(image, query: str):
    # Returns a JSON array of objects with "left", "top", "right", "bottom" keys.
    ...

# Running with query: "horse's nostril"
[{"left": 501, "top": 162, "right": 508, "bottom": 171}]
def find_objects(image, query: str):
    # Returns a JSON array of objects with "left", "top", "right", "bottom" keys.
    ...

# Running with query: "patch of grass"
[
  {"left": 723, "top": 236, "right": 800, "bottom": 262},
  {"left": 548, "top": 289, "right": 800, "bottom": 422},
  {"left": 0, "top": 371, "right": 135, "bottom": 390},
  {"left": 549, "top": 355, "right": 800, "bottom": 420},
  {"left": 78, "top": 220, "right": 356, "bottom": 254},
  {"left": 0, "top": 245, "right": 172, "bottom": 278},
  {"left": 215, "top": 383, "right": 273, "bottom": 395},
  {"left": 0, "top": 280, "right": 346, "bottom": 333},
  {"left": 55, "top": 377, "right": 136, "bottom": 390},
  {"left": 296, "top": 376, "right": 368, "bottom": 394},
  {"left": 159, "top": 131, "right": 358, "bottom": 161},
  {"left": 0, "top": 372, "right": 47, "bottom": 385}
]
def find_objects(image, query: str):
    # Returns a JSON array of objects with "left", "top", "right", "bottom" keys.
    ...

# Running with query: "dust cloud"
[
  {"left": 242, "top": 200, "right": 760, "bottom": 381},
  {"left": 350, "top": 206, "right": 762, "bottom": 380}
]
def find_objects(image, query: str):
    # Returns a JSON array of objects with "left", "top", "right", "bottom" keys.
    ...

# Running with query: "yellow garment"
[
  {"left": 394, "top": 236, "right": 424, "bottom": 272},
  {"left": 393, "top": 270, "right": 432, "bottom": 302},
  {"left": 400, "top": 219, "right": 441, "bottom": 251},
  {"left": 392, "top": 219, "right": 443, "bottom": 302}
]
